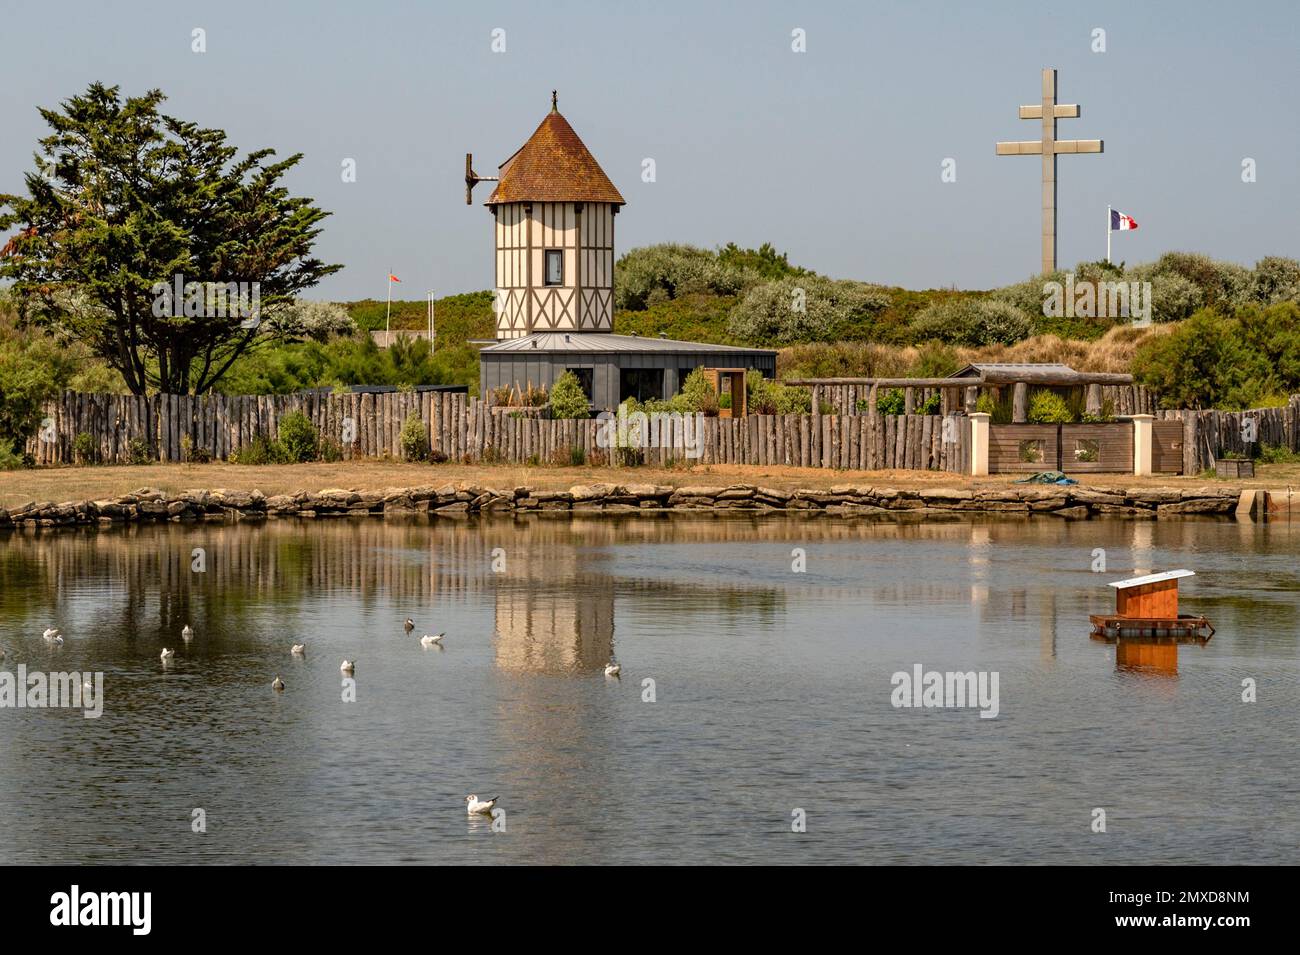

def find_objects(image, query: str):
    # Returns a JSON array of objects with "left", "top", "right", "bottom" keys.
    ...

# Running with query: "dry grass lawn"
[{"left": 4, "top": 458, "right": 1295, "bottom": 508}]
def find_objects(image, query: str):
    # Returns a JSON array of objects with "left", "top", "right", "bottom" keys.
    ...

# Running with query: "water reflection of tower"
[{"left": 493, "top": 547, "right": 615, "bottom": 673}]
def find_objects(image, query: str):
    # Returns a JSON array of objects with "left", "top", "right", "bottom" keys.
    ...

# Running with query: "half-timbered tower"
[
  {"left": 468, "top": 94, "right": 776, "bottom": 411},
  {"left": 480, "top": 94, "right": 624, "bottom": 340}
]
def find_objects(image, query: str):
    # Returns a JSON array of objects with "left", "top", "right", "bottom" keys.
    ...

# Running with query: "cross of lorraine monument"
[{"left": 996, "top": 68, "right": 1103, "bottom": 274}]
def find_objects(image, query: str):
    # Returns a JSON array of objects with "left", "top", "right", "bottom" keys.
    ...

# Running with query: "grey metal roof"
[
  {"left": 480, "top": 332, "right": 776, "bottom": 355},
  {"left": 949, "top": 362, "right": 1078, "bottom": 378}
]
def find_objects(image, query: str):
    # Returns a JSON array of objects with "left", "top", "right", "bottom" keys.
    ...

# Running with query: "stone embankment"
[{"left": 0, "top": 483, "right": 1246, "bottom": 528}]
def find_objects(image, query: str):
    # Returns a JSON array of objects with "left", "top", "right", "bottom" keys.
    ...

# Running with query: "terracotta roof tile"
[{"left": 487, "top": 109, "right": 625, "bottom": 206}]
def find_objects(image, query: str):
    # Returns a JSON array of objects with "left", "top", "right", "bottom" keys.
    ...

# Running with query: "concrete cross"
[{"left": 996, "top": 68, "right": 1103, "bottom": 273}]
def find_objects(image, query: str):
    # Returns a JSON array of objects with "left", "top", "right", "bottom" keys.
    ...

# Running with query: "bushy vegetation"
[
  {"left": 727, "top": 275, "right": 892, "bottom": 345},
  {"left": 0, "top": 296, "right": 99, "bottom": 464},
  {"left": 277, "top": 412, "right": 319, "bottom": 463},
  {"left": 217, "top": 334, "right": 472, "bottom": 395},
  {"left": 613, "top": 243, "right": 802, "bottom": 311},
  {"left": 1027, "top": 390, "right": 1073, "bottom": 424},
  {"left": 746, "top": 370, "right": 811, "bottom": 414},
  {"left": 910, "top": 297, "right": 1031, "bottom": 347},
  {"left": 1132, "top": 303, "right": 1300, "bottom": 409},
  {"left": 400, "top": 414, "right": 429, "bottom": 461},
  {"left": 621, "top": 368, "right": 720, "bottom": 416},
  {"left": 548, "top": 371, "right": 591, "bottom": 419}
]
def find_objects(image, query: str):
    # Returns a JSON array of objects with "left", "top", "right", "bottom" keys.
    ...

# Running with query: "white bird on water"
[
  {"left": 272, "top": 675, "right": 285, "bottom": 691},
  {"left": 0, "top": 647, "right": 6, "bottom": 661},
  {"left": 404, "top": 618, "right": 415, "bottom": 634},
  {"left": 160, "top": 648, "right": 175, "bottom": 662},
  {"left": 43, "top": 628, "right": 63, "bottom": 645},
  {"left": 291, "top": 643, "right": 306, "bottom": 656},
  {"left": 182, "top": 625, "right": 194, "bottom": 641},
  {"left": 420, "top": 633, "right": 444, "bottom": 648},
  {"left": 465, "top": 795, "right": 498, "bottom": 815},
  {"left": 604, "top": 660, "right": 621, "bottom": 678},
  {"left": 340, "top": 659, "right": 355, "bottom": 674}
]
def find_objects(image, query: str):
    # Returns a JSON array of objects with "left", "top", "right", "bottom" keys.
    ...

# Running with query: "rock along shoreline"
[{"left": 0, "top": 483, "right": 1247, "bottom": 529}]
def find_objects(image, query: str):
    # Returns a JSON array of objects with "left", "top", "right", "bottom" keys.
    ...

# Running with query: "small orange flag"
[{"left": 389, "top": 273, "right": 401, "bottom": 282}]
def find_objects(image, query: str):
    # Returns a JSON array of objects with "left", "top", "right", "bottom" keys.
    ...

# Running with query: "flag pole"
[
  {"left": 386, "top": 267, "right": 392, "bottom": 336},
  {"left": 1106, "top": 205, "right": 1111, "bottom": 265}
]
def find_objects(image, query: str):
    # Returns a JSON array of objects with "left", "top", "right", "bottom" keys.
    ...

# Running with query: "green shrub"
[
  {"left": 615, "top": 243, "right": 777, "bottom": 311},
  {"left": 876, "top": 388, "right": 904, "bottom": 415},
  {"left": 399, "top": 414, "right": 429, "bottom": 461},
  {"left": 0, "top": 339, "right": 67, "bottom": 459},
  {"left": 128, "top": 437, "right": 152, "bottom": 465},
  {"left": 871, "top": 388, "right": 938, "bottom": 415},
  {"left": 747, "top": 371, "right": 810, "bottom": 414},
  {"left": 232, "top": 435, "right": 289, "bottom": 465},
  {"left": 911, "top": 298, "right": 1032, "bottom": 346},
  {"left": 73, "top": 432, "right": 94, "bottom": 464},
  {"left": 676, "top": 367, "right": 720, "bottom": 415},
  {"left": 1259, "top": 443, "right": 1300, "bottom": 464},
  {"left": 727, "top": 275, "right": 891, "bottom": 344},
  {"left": 0, "top": 443, "right": 27, "bottom": 470},
  {"left": 1132, "top": 308, "right": 1282, "bottom": 409},
  {"left": 278, "top": 412, "right": 318, "bottom": 463},
  {"left": 318, "top": 437, "right": 344, "bottom": 462},
  {"left": 548, "top": 371, "right": 591, "bottom": 419},
  {"left": 1027, "top": 389, "right": 1073, "bottom": 423},
  {"left": 1248, "top": 256, "right": 1300, "bottom": 306},
  {"left": 179, "top": 434, "right": 211, "bottom": 464}
]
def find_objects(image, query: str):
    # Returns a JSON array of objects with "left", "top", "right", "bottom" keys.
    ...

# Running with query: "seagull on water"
[
  {"left": 0, "top": 647, "right": 6, "bottom": 661},
  {"left": 43, "top": 628, "right": 63, "bottom": 644},
  {"left": 291, "top": 643, "right": 306, "bottom": 656},
  {"left": 181, "top": 624, "right": 194, "bottom": 641},
  {"left": 604, "top": 659, "right": 621, "bottom": 678},
  {"left": 272, "top": 675, "right": 285, "bottom": 691},
  {"left": 465, "top": 795, "right": 498, "bottom": 815},
  {"left": 160, "top": 648, "right": 175, "bottom": 661},
  {"left": 404, "top": 618, "right": 415, "bottom": 634},
  {"left": 420, "top": 633, "right": 444, "bottom": 648},
  {"left": 340, "top": 659, "right": 355, "bottom": 674}
]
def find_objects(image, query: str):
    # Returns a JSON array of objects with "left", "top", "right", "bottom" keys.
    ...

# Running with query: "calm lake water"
[{"left": 1, "top": 513, "right": 1297, "bottom": 865}]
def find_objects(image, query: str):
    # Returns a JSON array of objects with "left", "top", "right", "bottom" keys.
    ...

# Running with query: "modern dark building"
[
  {"left": 467, "top": 94, "right": 775, "bottom": 411},
  {"left": 479, "top": 331, "right": 776, "bottom": 410}
]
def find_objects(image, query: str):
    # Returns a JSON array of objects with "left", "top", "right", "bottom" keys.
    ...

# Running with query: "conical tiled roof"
[{"left": 487, "top": 107, "right": 625, "bottom": 206}]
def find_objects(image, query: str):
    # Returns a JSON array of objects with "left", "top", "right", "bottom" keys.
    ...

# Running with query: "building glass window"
[
  {"left": 620, "top": 368, "right": 664, "bottom": 403},
  {"left": 567, "top": 367, "right": 594, "bottom": 401},
  {"left": 544, "top": 249, "right": 563, "bottom": 286}
]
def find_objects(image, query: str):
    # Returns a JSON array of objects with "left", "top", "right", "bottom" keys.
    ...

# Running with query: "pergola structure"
[{"left": 786, "top": 362, "right": 1134, "bottom": 422}]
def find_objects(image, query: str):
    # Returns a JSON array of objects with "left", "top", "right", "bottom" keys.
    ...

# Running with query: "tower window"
[{"left": 544, "top": 249, "right": 563, "bottom": 286}]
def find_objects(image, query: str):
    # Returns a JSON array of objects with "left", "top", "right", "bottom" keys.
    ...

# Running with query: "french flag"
[{"left": 1110, "top": 209, "right": 1138, "bottom": 231}]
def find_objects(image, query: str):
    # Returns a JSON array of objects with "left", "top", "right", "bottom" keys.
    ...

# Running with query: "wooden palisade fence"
[
  {"left": 26, "top": 390, "right": 970, "bottom": 472},
  {"left": 23, "top": 390, "right": 1299, "bottom": 474}
]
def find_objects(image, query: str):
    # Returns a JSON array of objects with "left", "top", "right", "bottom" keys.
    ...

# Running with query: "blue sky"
[{"left": 1, "top": 0, "right": 1296, "bottom": 299}]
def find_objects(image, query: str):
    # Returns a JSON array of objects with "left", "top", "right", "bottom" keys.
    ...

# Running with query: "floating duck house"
[{"left": 1089, "top": 569, "right": 1214, "bottom": 638}]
